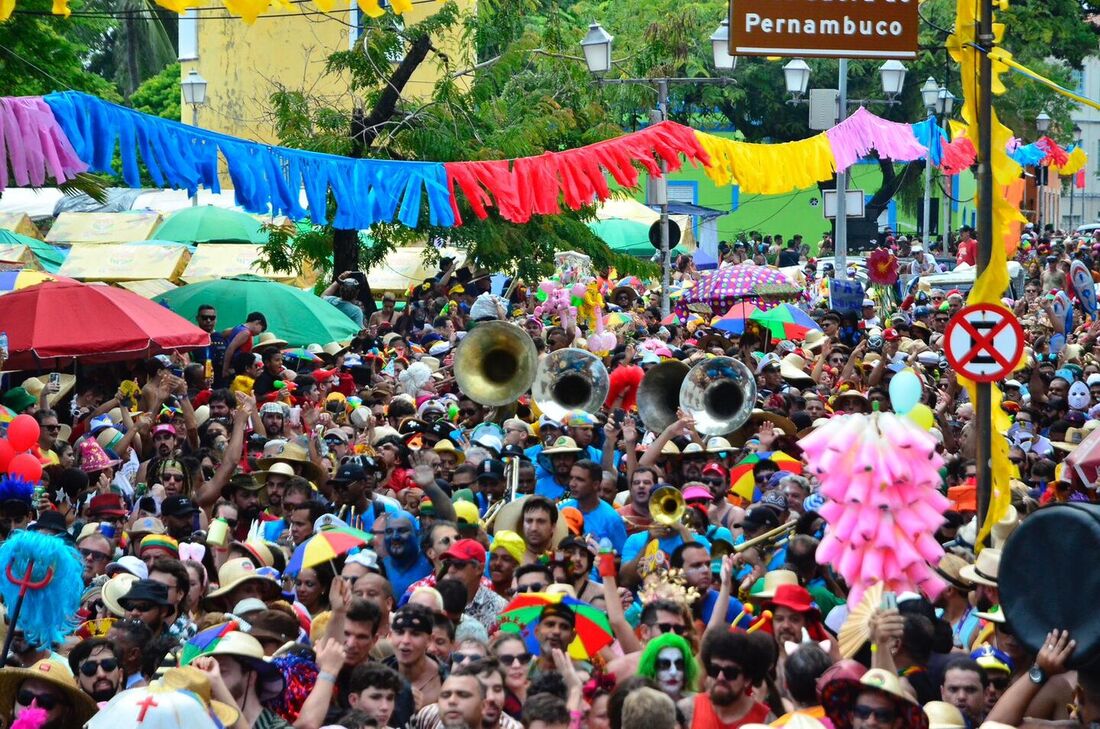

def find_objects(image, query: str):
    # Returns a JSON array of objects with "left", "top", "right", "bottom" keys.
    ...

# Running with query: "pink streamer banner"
[
  {"left": 826, "top": 107, "right": 929, "bottom": 173},
  {"left": 0, "top": 96, "right": 86, "bottom": 192}
]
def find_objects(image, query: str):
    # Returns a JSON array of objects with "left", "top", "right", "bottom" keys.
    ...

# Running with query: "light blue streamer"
[
  {"left": 43, "top": 91, "right": 455, "bottom": 230},
  {"left": 909, "top": 116, "right": 946, "bottom": 167}
]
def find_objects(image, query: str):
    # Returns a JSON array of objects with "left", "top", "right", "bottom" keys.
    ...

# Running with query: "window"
[
  {"left": 668, "top": 182, "right": 697, "bottom": 204},
  {"left": 178, "top": 9, "right": 198, "bottom": 61}
]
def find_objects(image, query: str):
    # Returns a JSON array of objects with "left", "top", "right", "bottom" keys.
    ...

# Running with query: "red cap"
[
  {"left": 882, "top": 328, "right": 899, "bottom": 342},
  {"left": 441, "top": 539, "right": 487, "bottom": 564},
  {"left": 312, "top": 367, "right": 338, "bottom": 381},
  {"left": 702, "top": 463, "right": 728, "bottom": 477}
]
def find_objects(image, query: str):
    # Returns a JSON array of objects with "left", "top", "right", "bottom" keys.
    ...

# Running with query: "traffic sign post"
[{"left": 943, "top": 304, "right": 1024, "bottom": 383}]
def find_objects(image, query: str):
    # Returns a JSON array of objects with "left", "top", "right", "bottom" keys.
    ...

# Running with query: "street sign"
[
  {"left": 728, "top": 0, "right": 919, "bottom": 59},
  {"left": 823, "top": 190, "right": 866, "bottom": 219},
  {"left": 944, "top": 304, "right": 1025, "bottom": 383},
  {"left": 649, "top": 219, "right": 682, "bottom": 250}
]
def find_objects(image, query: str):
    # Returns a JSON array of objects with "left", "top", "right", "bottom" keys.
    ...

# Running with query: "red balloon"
[
  {"left": 7, "top": 414, "right": 39, "bottom": 452},
  {"left": 0, "top": 439, "right": 13, "bottom": 471},
  {"left": 7, "top": 452, "right": 42, "bottom": 483}
]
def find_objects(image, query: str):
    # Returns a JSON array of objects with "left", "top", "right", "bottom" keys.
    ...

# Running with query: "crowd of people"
[{"left": 0, "top": 222, "right": 1097, "bottom": 729}]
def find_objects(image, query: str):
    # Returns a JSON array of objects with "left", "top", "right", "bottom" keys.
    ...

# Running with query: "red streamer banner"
[
  {"left": 940, "top": 136, "right": 977, "bottom": 176},
  {"left": 444, "top": 121, "right": 709, "bottom": 225}
]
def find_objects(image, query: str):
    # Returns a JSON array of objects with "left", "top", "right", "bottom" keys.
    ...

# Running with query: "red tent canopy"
[{"left": 0, "top": 280, "right": 210, "bottom": 369}]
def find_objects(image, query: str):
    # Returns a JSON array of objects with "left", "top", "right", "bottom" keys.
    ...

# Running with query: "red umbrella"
[{"left": 0, "top": 281, "right": 210, "bottom": 369}]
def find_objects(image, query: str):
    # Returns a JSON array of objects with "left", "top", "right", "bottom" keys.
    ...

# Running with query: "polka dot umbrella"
[{"left": 680, "top": 264, "right": 801, "bottom": 313}]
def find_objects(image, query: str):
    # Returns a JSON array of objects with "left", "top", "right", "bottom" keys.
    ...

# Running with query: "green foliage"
[
  {"left": 131, "top": 62, "right": 181, "bottom": 120},
  {"left": 0, "top": 0, "right": 119, "bottom": 99}
]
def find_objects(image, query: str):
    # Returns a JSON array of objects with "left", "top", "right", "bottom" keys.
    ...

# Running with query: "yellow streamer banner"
[
  {"left": 0, "top": 0, "right": 416, "bottom": 22},
  {"left": 991, "top": 49, "right": 1100, "bottom": 113},
  {"left": 694, "top": 130, "right": 836, "bottom": 195},
  {"left": 1052, "top": 146, "right": 1088, "bottom": 177},
  {"left": 948, "top": 0, "right": 1022, "bottom": 549}
]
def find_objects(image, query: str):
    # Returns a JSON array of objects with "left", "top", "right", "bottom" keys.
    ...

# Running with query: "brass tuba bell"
[
  {"left": 453, "top": 321, "right": 539, "bottom": 407},
  {"left": 637, "top": 360, "right": 690, "bottom": 432},
  {"left": 532, "top": 348, "right": 610, "bottom": 421},
  {"left": 679, "top": 356, "right": 757, "bottom": 436},
  {"left": 649, "top": 485, "right": 686, "bottom": 526}
]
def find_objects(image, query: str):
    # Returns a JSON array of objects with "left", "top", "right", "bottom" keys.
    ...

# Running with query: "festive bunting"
[
  {"left": 444, "top": 121, "right": 708, "bottom": 224},
  {"left": 1053, "top": 146, "right": 1088, "bottom": 177},
  {"left": 909, "top": 116, "right": 946, "bottom": 166},
  {"left": 825, "top": 107, "right": 929, "bottom": 172},
  {"left": 0, "top": 0, "right": 418, "bottom": 24},
  {"left": 0, "top": 97, "right": 86, "bottom": 191},
  {"left": 695, "top": 131, "right": 835, "bottom": 195},
  {"left": 44, "top": 91, "right": 456, "bottom": 231},
  {"left": 940, "top": 136, "right": 977, "bottom": 176}
]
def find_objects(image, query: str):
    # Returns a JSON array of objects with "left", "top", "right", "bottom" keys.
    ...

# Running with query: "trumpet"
[
  {"left": 481, "top": 456, "right": 521, "bottom": 531},
  {"left": 734, "top": 521, "right": 797, "bottom": 553},
  {"left": 649, "top": 486, "right": 686, "bottom": 527}
]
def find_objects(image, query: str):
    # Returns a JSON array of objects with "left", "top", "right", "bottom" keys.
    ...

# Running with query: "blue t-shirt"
[
  {"left": 558, "top": 499, "right": 627, "bottom": 554},
  {"left": 535, "top": 473, "right": 567, "bottom": 500},
  {"left": 621, "top": 531, "right": 712, "bottom": 563},
  {"left": 324, "top": 295, "right": 365, "bottom": 327},
  {"left": 701, "top": 588, "right": 746, "bottom": 626},
  {"left": 383, "top": 553, "right": 432, "bottom": 600}
]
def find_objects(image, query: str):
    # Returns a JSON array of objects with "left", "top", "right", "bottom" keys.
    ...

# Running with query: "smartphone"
[
  {"left": 613, "top": 408, "right": 626, "bottom": 426},
  {"left": 882, "top": 591, "right": 897, "bottom": 610},
  {"left": 169, "top": 366, "right": 184, "bottom": 378},
  {"left": 49, "top": 372, "right": 61, "bottom": 387}
]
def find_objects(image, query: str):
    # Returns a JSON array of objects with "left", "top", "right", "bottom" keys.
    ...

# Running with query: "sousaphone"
[
  {"left": 453, "top": 321, "right": 538, "bottom": 407},
  {"left": 532, "top": 348, "right": 609, "bottom": 421},
  {"left": 679, "top": 356, "right": 757, "bottom": 436}
]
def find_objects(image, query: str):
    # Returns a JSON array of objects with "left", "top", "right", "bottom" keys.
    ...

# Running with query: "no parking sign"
[{"left": 944, "top": 304, "right": 1024, "bottom": 383}]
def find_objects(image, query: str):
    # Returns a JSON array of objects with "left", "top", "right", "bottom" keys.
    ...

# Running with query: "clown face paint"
[{"left": 656, "top": 646, "right": 685, "bottom": 696}]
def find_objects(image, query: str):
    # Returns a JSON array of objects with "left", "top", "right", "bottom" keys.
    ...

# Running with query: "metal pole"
[
  {"left": 1070, "top": 177, "right": 1075, "bottom": 231},
  {"left": 975, "top": 0, "right": 994, "bottom": 540},
  {"left": 191, "top": 103, "right": 200, "bottom": 208},
  {"left": 658, "top": 78, "right": 671, "bottom": 317},
  {"left": 836, "top": 59, "right": 849, "bottom": 281},
  {"left": 942, "top": 174, "right": 952, "bottom": 251},
  {"left": 923, "top": 134, "right": 932, "bottom": 245}
]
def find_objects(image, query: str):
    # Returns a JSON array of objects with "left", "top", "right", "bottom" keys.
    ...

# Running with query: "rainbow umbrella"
[
  {"left": 180, "top": 621, "right": 240, "bottom": 666},
  {"left": 498, "top": 592, "right": 613, "bottom": 660},
  {"left": 0, "top": 270, "right": 67, "bottom": 294},
  {"left": 282, "top": 347, "right": 322, "bottom": 363},
  {"left": 752, "top": 304, "right": 821, "bottom": 341},
  {"left": 660, "top": 313, "right": 681, "bottom": 326},
  {"left": 714, "top": 302, "right": 763, "bottom": 335},
  {"left": 603, "top": 312, "right": 633, "bottom": 330},
  {"left": 285, "top": 526, "right": 373, "bottom": 576},
  {"left": 728, "top": 451, "right": 804, "bottom": 503}
]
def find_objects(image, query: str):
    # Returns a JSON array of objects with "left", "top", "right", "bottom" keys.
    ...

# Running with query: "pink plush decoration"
[
  {"left": 826, "top": 107, "right": 929, "bottom": 173},
  {"left": 802, "top": 412, "right": 948, "bottom": 607},
  {"left": 11, "top": 704, "right": 48, "bottom": 729}
]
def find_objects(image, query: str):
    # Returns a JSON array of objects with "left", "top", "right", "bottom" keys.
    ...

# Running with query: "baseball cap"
[
  {"left": 862, "top": 299, "right": 875, "bottom": 307},
  {"left": 442, "top": 538, "right": 487, "bottom": 564},
  {"left": 702, "top": 463, "right": 728, "bottom": 478},
  {"left": 740, "top": 507, "right": 780, "bottom": 531},
  {"left": 331, "top": 456, "right": 381, "bottom": 484},
  {"left": 161, "top": 496, "right": 199, "bottom": 518},
  {"left": 477, "top": 459, "right": 505, "bottom": 481},
  {"left": 153, "top": 424, "right": 177, "bottom": 437},
  {"left": 106, "top": 555, "right": 149, "bottom": 580}
]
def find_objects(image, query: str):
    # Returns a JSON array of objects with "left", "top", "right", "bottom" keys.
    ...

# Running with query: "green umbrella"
[
  {"left": 157, "top": 274, "right": 360, "bottom": 347},
  {"left": 153, "top": 206, "right": 269, "bottom": 244},
  {"left": 587, "top": 218, "right": 686, "bottom": 258},
  {"left": 0, "top": 230, "right": 67, "bottom": 273}
]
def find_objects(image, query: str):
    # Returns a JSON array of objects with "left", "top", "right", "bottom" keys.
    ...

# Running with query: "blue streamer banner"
[
  {"left": 43, "top": 91, "right": 455, "bottom": 230},
  {"left": 909, "top": 116, "right": 947, "bottom": 167}
]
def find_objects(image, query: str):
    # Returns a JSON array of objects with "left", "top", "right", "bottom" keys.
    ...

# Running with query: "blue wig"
[
  {"left": 0, "top": 475, "right": 33, "bottom": 505},
  {"left": 0, "top": 530, "right": 84, "bottom": 647}
]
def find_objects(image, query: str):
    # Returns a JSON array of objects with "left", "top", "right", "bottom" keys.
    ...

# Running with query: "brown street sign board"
[{"left": 729, "top": 0, "right": 919, "bottom": 59}]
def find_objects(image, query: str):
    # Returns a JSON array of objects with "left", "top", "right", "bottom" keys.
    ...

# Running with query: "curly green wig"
[{"left": 637, "top": 632, "right": 699, "bottom": 693}]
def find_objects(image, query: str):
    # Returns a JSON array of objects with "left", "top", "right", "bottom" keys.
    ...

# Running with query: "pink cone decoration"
[{"left": 803, "top": 412, "right": 948, "bottom": 607}]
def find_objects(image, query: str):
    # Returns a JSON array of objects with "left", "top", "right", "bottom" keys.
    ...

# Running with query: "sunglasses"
[
  {"left": 198, "top": 314, "right": 217, "bottom": 321},
  {"left": 656, "top": 657, "right": 685, "bottom": 671},
  {"left": 162, "top": 473, "right": 185, "bottom": 482},
  {"left": 515, "top": 583, "right": 547, "bottom": 593},
  {"left": 497, "top": 652, "right": 533, "bottom": 666},
  {"left": 79, "top": 658, "right": 119, "bottom": 676},
  {"left": 44, "top": 424, "right": 61, "bottom": 432},
  {"left": 126, "top": 602, "right": 158, "bottom": 612},
  {"left": 701, "top": 478, "right": 724, "bottom": 487},
  {"left": 852, "top": 705, "right": 897, "bottom": 723},
  {"left": 652, "top": 622, "right": 687, "bottom": 636},
  {"left": 80, "top": 548, "right": 110, "bottom": 562},
  {"left": 17, "top": 690, "right": 61, "bottom": 711},
  {"left": 706, "top": 663, "right": 742, "bottom": 680},
  {"left": 451, "top": 652, "right": 483, "bottom": 664}
]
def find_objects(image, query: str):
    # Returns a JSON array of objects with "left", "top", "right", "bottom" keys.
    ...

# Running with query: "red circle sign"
[{"left": 944, "top": 303, "right": 1025, "bottom": 383}]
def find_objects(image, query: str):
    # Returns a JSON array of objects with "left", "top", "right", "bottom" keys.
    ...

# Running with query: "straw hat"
[
  {"left": 959, "top": 548, "right": 1000, "bottom": 587},
  {"left": 1052, "top": 427, "right": 1089, "bottom": 452},
  {"left": 493, "top": 495, "right": 569, "bottom": 545},
  {"left": 0, "top": 659, "right": 98, "bottom": 725},
  {"left": 542, "top": 436, "right": 582, "bottom": 456},
  {"left": 256, "top": 440, "right": 325, "bottom": 483},
  {"left": 751, "top": 569, "right": 799, "bottom": 599},
  {"left": 433, "top": 440, "right": 466, "bottom": 465},
  {"left": 203, "top": 558, "right": 281, "bottom": 608},
  {"left": 193, "top": 630, "right": 284, "bottom": 701},
  {"left": 780, "top": 353, "right": 815, "bottom": 383},
  {"left": 254, "top": 332, "right": 288, "bottom": 349},
  {"left": 251, "top": 461, "right": 297, "bottom": 485},
  {"left": 321, "top": 341, "right": 350, "bottom": 361},
  {"left": 22, "top": 374, "right": 76, "bottom": 407},
  {"left": 802, "top": 328, "right": 828, "bottom": 352},
  {"left": 924, "top": 701, "right": 966, "bottom": 729},
  {"left": 991, "top": 505, "right": 1019, "bottom": 548},
  {"left": 102, "top": 573, "right": 139, "bottom": 617},
  {"left": 822, "top": 668, "right": 927, "bottom": 729}
]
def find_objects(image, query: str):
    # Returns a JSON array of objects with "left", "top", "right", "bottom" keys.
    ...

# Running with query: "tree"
[
  {"left": 84, "top": 0, "right": 177, "bottom": 98},
  {"left": 130, "top": 62, "right": 181, "bottom": 120}
]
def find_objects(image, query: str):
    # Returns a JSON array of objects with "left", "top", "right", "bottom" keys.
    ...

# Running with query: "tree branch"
[{"left": 358, "top": 33, "right": 433, "bottom": 150}]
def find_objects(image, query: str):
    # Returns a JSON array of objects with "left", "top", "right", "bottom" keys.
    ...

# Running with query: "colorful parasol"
[
  {"left": 660, "top": 313, "right": 681, "bottom": 326},
  {"left": 713, "top": 302, "right": 764, "bottom": 335},
  {"left": 180, "top": 620, "right": 240, "bottom": 666},
  {"left": 680, "top": 264, "right": 799, "bottom": 312},
  {"left": 729, "top": 451, "right": 804, "bottom": 503},
  {"left": 603, "top": 312, "right": 633, "bottom": 329},
  {"left": 285, "top": 526, "right": 373, "bottom": 576},
  {"left": 282, "top": 347, "right": 322, "bottom": 363},
  {"left": 753, "top": 304, "right": 822, "bottom": 341},
  {"left": 0, "top": 270, "right": 68, "bottom": 294},
  {"left": 498, "top": 592, "right": 613, "bottom": 660}
]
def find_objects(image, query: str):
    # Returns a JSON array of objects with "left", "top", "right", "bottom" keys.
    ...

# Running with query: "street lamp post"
[
  {"left": 1071, "top": 124, "right": 1083, "bottom": 231},
  {"left": 1035, "top": 112, "right": 1051, "bottom": 230},
  {"left": 784, "top": 59, "right": 907, "bottom": 279},
  {"left": 938, "top": 86, "right": 956, "bottom": 249},
  {"left": 581, "top": 21, "right": 736, "bottom": 316},
  {"left": 920, "top": 78, "right": 941, "bottom": 246},
  {"left": 181, "top": 69, "right": 208, "bottom": 207}
]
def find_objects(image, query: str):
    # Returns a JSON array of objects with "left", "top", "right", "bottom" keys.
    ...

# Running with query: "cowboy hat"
[
  {"left": 253, "top": 332, "right": 289, "bottom": 349},
  {"left": 256, "top": 440, "right": 325, "bottom": 483},
  {"left": 924, "top": 701, "right": 966, "bottom": 729},
  {"left": 0, "top": 659, "right": 99, "bottom": 725},
  {"left": 251, "top": 461, "right": 298, "bottom": 485},
  {"left": 321, "top": 341, "right": 351, "bottom": 361},
  {"left": 749, "top": 569, "right": 799, "bottom": 599},
  {"left": 541, "top": 436, "right": 582, "bottom": 456},
  {"left": 822, "top": 668, "right": 927, "bottom": 729},
  {"left": 203, "top": 558, "right": 282, "bottom": 608},
  {"left": 958, "top": 548, "right": 1000, "bottom": 588},
  {"left": 158, "top": 666, "right": 241, "bottom": 727},
  {"left": 433, "top": 440, "right": 466, "bottom": 464},
  {"left": 22, "top": 374, "right": 76, "bottom": 407},
  {"left": 779, "top": 353, "right": 814, "bottom": 383},
  {"left": 1052, "top": 427, "right": 1088, "bottom": 452},
  {"left": 802, "top": 329, "right": 828, "bottom": 352}
]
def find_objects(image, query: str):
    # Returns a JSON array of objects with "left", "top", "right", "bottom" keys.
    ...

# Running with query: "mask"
[
  {"left": 656, "top": 647, "right": 685, "bottom": 695},
  {"left": 384, "top": 519, "right": 416, "bottom": 558},
  {"left": 1069, "top": 381, "right": 1090, "bottom": 411}
]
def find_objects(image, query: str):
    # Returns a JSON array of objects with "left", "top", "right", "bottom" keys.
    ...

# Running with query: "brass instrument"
[
  {"left": 679, "top": 356, "right": 757, "bottom": 436},
  {"left": 532, "top": 348, "right": 610, "bottom": 421},
  {"left": 648, "top": 485, "right": 686, "bottom": 527},
  {"left": 481, "top": 455, "right": 521, "bottom": 531},
  {"left": 733, "top": 521, "right": 797, "bottom": 553},
  {"left": 637, "top": 361, "right": 690, "bottom": 432},
  {"left": 453, "top": 321, "right": 538, "bottom": 407}
]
